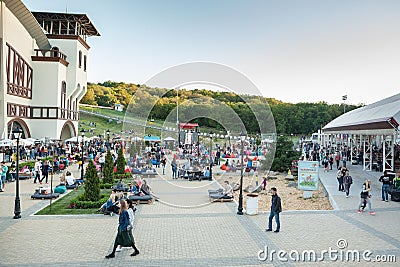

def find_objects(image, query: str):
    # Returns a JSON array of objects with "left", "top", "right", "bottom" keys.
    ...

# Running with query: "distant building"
[
  {"left": 0, "top": 0, "right": 100, "bottom": 140},
  {"left": 114, "top": 104, "right": 124, "bottom": 112}
]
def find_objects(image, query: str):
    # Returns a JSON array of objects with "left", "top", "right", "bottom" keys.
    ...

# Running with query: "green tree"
[
  {"left": 103, "top": 150, "right": 114, "bottom": 184},
  {"left": 83, "top": 160, "right": 100, "bottom": 201},
  {"left": 271, "top": 135, "right": 301, "bottom": 172},
  {"left": 80, "top": 86, "right": 97, "bottom": 105},
  {"left": 116, "top": 148, "right": 126, "bottom": 175}
]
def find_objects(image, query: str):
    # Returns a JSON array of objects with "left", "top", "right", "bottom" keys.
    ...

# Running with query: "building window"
[
  {"left": 79, "top": 51, "right": 82, "bottom": 68},
  {"left": 60, "top": 81, "right": 67, "bottom": 119},
  {"left": 61, "top": 81, "right": 66, "bottom": 109},
  {"left": 84, "top": 55, "right": 87, "bottom": 71}
]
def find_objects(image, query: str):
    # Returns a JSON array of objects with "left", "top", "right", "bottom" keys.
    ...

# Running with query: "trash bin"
[{"left": 246, "top": 193, "right": 259, "bottom": 215}]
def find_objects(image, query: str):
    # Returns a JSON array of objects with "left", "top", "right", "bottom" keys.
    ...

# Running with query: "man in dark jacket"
[
  {"left": 379, "top": 170, "right": 392, "bottom": 202},
  {"left": 266, "top": 187, "right": 282, "bottom": 233}
]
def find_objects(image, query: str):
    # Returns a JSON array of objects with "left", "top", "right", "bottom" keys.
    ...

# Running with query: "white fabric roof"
[
  {"left": 323, "top": 93, "right": 400, "bottom": 135},
  {"left": 5, "top": 0, "right": 51, "bottom": 50}
]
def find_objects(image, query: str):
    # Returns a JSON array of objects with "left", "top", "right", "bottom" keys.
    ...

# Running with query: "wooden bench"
[{"left": 210, "top": 197, "right": 233, "bottom": 203}]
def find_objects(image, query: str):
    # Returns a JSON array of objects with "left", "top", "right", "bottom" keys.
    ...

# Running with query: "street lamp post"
[
  {"left": 209, "top": 132, "right": 214, "bottom": 179},
  {"left": 209, "top": 132, "right": 214, "bottom": 163},
  {"left": 227, "top": 131, "right": 231, "bottom": 149},
  {"left": 106, "top": 129, "right": 110, "bottom": 149},
  {"left": 49, "top": 161, "right": 54, "bottom": 212},
  {"left": 12, "top": 128, "right": 23, "bottom": 219},
  {"left": 237, "top": 132, "right": 246, "bottom": 215},
  {"left": 80, "top": 129, "right": 85, "bottom": 180},
  {"left": 196, "top": 130, "right": 200, "bottom": 158}
]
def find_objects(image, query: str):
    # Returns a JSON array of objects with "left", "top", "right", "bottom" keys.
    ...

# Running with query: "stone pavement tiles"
[{"left": 0, "top": 162, "right": 399, "bottom": 266}]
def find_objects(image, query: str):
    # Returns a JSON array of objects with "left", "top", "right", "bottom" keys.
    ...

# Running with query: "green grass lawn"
[
  {"left": 80, "top": 106, "right": 227, "bottom": 139},
  {"left": 35, "top": 186, "right": 111, "bottom": 215},
  {"left": 79, "top": 112, "right": 122, "bottom": 138}
]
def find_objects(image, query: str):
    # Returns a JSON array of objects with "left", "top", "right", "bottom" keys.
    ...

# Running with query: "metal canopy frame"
[{"left": 31, "top": 12, "right": 100, "bottom": 40}]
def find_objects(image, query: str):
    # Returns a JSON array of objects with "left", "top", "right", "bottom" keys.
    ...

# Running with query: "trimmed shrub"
[
  {"left": 83, "top": 160, "right": 100, "bottom": 201},
  {"left": 115, "top": 148, "right": 126, "bottom": 175},
  {"left": 103, "top": 150, "right": 114, "bottom": 184},
  {"left": 99, "top": 183, "right": 113, "bottom": 189},
  {"left": 68, "top": 193, "right": 108, "bottom": 209}
]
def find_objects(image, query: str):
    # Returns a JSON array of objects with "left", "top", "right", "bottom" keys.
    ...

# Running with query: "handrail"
[{"left": 34, "top": 49, "right": 67, "bottom": 61}]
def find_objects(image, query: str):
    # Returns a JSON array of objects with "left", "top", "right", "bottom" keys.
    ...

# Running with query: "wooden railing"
[{"left": 34, "top": 49, "right": 67, "bottom": 61}]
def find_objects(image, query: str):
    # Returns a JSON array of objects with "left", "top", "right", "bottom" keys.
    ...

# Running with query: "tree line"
[{"left": 81, "top": 81, "right": 360, "bottom": 135}]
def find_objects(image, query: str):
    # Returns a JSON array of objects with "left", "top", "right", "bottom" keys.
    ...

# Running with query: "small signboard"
[{"left": 298, "top": 161, "right": 319, "bottom": 191}]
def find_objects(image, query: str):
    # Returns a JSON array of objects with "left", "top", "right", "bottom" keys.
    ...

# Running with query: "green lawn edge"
[{"left": 35, "top": 186, "right": 111, "bottom": 215}]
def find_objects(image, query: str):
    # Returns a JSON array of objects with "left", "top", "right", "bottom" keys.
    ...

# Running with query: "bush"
[
  {"left": 17, "top": 157, "right": 53, "bottom": 171},
  {"left": 271, "top": 135, "right": 301, "bottom": 172},
  {"left": 19, "top": 161, "right": 35, "bottom": 171},
  {"left": 103, "top": 150, "right": 114, "bottom": 184},
  {"left": 68, "top": 193, "right": 108, "bottom": 209},
  {"left": 99, "top": 183, "right": 113, "bottom": 189},
  {"left": 116, "top": 148, "right": 126, "bottom": 174},
  {"left": 83, "top": 160, "right": 101, "bottom": 201},
  {"left": 113, "top": 172, "right": 131, "bottom": 180}
]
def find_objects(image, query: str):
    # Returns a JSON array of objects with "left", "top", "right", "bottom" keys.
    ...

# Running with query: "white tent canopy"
[
  {"left": 164, "top": 136, "right": 175, "bottom": 141},
  {"left": 64, "top": 136, "right": 91, "bottom": 143},
  {"left": 0, "top": 139, "right": 15, "bottom": 147},
  {"left": 131, "top": 136, "right": 143, "bottom": 141},
  {"left": 25, "top": 138, "right": 38, "bottom": 143},
  {"left": 19, "top": 139, "right": 35, "bottom": 146},
  {"left": 261, "top": 138, "right": 275, "bottom": 143}
]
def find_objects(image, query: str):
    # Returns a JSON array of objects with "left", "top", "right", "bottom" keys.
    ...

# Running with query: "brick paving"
[{"left": 0, "top": 161, "right": 399, "bottom": 266}]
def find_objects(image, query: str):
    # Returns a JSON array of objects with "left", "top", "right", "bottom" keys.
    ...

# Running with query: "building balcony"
[{"left": 31, "top": 48, "right": 69, "bottom": 67}]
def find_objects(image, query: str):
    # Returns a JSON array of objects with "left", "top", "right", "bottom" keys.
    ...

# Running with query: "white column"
[
  {"left": 383, "top": 135, "right": 386, "bottom": 171},
  {"left": 391, "top": 134, "right": 395, "bottom": 171},
  {"left": 0, "top": 1, "right": 7, "bottom": 139}
]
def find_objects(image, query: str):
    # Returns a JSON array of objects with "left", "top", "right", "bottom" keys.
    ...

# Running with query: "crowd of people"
[{"left": 301, "top": 140, "right": 400, "bottom": 215}]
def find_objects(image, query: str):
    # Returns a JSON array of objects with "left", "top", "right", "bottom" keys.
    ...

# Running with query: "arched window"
[
  {"left": 84, "top": 55, "right": 87, "bottom": 71},
  {"left": 78, "top": 51, "right": 82, "bottom": 68},
  {"left": 61, "top": 81, "right": 66, "bottom": 109}
]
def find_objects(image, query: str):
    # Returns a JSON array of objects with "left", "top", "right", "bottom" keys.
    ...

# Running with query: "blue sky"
[{"left": 23, "top": 0, "right": 400, "bottom": 104}]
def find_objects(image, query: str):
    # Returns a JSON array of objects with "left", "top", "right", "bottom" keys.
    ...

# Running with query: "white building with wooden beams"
[{"left": 0, "top": 0, "right": 99, "bottom": 140}]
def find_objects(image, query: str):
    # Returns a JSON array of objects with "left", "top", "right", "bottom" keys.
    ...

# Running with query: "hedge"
[{"left": 68, "top": 193, "right": 109, "bottom": 209}]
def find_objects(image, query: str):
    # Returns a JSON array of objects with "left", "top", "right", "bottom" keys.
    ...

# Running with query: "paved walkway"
[{"left": 0, "top": 161, "right": 399, "bottom": 266}]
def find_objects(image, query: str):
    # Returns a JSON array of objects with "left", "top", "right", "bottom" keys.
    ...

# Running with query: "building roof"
[
  {"left": 323, "top": 93, "right": 400, "bottom": 135},
  {"left": 31, "top": 12, "right": 100, "bottom": 37},
  {"left": 4, "top": 0, "right": 51, "bottom": 50}
]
